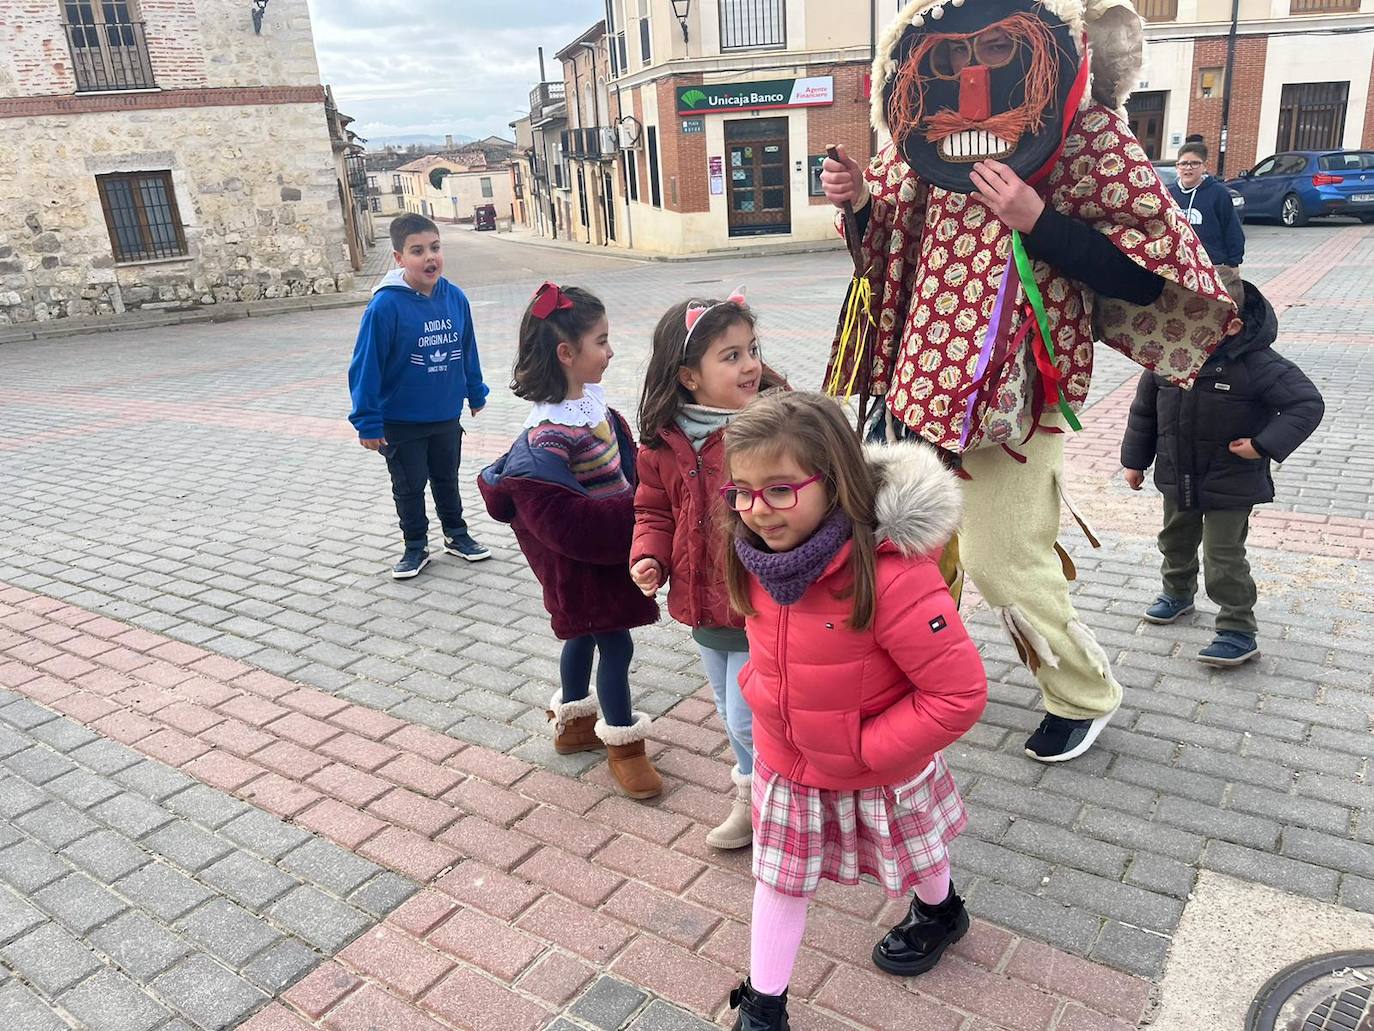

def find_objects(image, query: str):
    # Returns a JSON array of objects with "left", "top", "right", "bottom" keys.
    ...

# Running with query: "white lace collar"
[{"left": 525, "top": 383, "right": 608, "bottom": 429}]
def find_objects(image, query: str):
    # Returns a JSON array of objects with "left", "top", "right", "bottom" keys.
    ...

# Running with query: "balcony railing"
[
  {"left": 346, "top": 155, "right": 368, "bottom": 192},
  {"left": 65, "top": 19, "right": 156, "bottom": 92},
  {"left": 720, "top": 0, "right": 787, "bottom": 50},
  {"left": 1290, "top": 0, "right": 1358, "bottom": 13},
  {"left": 1135, "top": 0, "right": 1178, "bottom": 21},
  {"left": 561, "top": 127, "right": 608, "bottom": 160},
  {"left": 530, "top": 82, "right": 566, "bottom": 120}
]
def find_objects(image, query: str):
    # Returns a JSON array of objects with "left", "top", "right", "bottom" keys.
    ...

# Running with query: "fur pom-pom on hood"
[{"left": 865, "top": 441, "right": 962, "bottom": 558}]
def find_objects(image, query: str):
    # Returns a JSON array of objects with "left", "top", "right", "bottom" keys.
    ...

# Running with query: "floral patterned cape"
[{"left": 828, "top": 103, "right": 1240, "bottom": 453}]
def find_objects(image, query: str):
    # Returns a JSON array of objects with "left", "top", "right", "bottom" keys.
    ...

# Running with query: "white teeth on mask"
[{"left": 939, "top": 131, "right": 1015, "bottom": 161}]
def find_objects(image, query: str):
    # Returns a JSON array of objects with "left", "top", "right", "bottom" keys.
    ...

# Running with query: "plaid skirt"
[{"left": 751, "top": 751, "right": 967, "bottom": 899}]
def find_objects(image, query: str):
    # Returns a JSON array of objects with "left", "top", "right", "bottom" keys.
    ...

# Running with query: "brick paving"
[{"left": 0, "top": 219, "right": 1370, "bottom": 1028}]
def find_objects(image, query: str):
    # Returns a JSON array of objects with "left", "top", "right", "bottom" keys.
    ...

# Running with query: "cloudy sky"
[{"left": 305, "top": 0, "right": 606, "bottom": 142}]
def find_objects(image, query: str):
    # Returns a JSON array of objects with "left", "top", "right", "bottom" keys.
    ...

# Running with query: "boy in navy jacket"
[{"left": 348, "top": 214, "right": 491, "bottom": 578}]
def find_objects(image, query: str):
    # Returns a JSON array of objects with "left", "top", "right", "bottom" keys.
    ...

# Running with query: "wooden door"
[
  {"left": 1127, "top": 91, "right": 1167, "bottom": 160},
  {"left": 725, "top": 117, "right": 790, "bottom": 237}
]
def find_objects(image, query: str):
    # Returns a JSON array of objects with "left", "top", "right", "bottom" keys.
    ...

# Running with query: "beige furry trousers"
[{"left": 957, "top": 426, "right": 1122, "bottom": 721}]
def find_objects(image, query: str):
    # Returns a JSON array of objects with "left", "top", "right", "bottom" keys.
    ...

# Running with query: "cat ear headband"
[
  {"left": 682, "top": 286, "right": 748, "bottom": 356},
  {"left": 531, "top": 281, "right": 574, "bottom": 320}
]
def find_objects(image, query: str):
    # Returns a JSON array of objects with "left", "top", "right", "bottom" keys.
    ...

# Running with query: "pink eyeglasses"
[{"left": 719, "top": 473, "right": 823, "bottom": 512}]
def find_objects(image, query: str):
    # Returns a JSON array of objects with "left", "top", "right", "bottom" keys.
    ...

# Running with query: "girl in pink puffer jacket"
[{"left": 719, "top": 392, "right": 988, "bottom": 1031}]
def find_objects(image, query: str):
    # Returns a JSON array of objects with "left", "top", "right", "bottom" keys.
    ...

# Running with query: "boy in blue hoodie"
[{"left": 349, "top": 214, "right": 491, "bottom": 578}]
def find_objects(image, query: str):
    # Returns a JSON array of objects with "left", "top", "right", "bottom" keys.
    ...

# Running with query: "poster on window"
[{"left": 709, "top": 156, "right": 724, "bottom": 196}]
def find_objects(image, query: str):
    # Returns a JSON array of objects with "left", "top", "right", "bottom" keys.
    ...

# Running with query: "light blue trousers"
[{"left": 698, "top": 645, "right": 754, "bottom": 776}]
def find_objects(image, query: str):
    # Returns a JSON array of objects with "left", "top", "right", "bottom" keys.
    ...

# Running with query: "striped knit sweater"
[{"left": 527, "top": 419, "right": 629, "bottom": 498}]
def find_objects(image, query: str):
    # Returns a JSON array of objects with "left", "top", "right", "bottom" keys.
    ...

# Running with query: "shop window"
[
  {"left": 96, "top": 171, "right": 187, "bottom": 263},
  {"left": 1197, "top": 68, "right": 1221, "bottom": 100},
  {"left": 1277, "top": 81, "right": 1349, "bottom": 151}
]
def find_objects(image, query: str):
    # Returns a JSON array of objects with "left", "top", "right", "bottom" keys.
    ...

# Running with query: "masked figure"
[{"left": 826, "top": 0, "right": 1239, "bottom": 762}]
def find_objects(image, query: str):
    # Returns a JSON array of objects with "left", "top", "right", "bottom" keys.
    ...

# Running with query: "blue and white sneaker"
[
  {"left": 391, "top": 542, "right": 430, "bottom": 580},
  {"left": 1199, "top": 631, "right": 1259, "bottom": 667},
  {"left": 444, "top": 531, "right": 491, "bottom": 562},
  {"left": 1144, "top": 594, "right": 1194, "bottom": 625}
]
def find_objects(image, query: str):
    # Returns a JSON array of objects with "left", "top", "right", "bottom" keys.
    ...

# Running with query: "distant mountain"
[{"left": 368, "top": 133, "right": 476, "bottom": 149}]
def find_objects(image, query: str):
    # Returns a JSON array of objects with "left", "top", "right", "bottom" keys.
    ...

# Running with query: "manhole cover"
[{"left": 1248, "top": 952, "right": 1374, "bottom": 1031}]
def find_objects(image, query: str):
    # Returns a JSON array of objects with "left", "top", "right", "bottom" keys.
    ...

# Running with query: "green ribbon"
[{"left": 1011, "top": 229, "right": 1082, "bottom": 433}]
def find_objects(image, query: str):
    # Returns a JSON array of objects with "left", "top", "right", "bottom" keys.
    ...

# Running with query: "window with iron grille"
[
  {"left": 96, "top": 171, "right": 187, "bottom": 263},
  {"left": 1277, "top": 81, "right": 1349, "bottom": 151},
  {"left": 720, "top": 0, "right": 786, "bottom": 50},
  {"left": 62, "top": 0, "right": 156, "bottom": 92}
]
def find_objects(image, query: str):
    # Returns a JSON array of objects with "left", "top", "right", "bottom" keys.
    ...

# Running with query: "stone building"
[
  {"left": 0, "top": 0, "right": 355, "bottom": 325},
  {"left": 394, "top": 153, "right": 515, "bottom": 225},
  {"left": 1126, "top": 0, "right": 1374, "bottom": 175}
]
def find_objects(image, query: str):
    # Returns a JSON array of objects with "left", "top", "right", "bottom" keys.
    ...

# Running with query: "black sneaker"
[
  {"left": 872, "top": 886, "right": 969, "bottom": 977},
  {"left": 391, "top": 542, "right": 430, "bottom": 580},
  {"left": 443, "top": 531, "right": 491, "bottom": 562},
  {"left": 1024, "top": 710, "right": 1115, "bottom": 763}
]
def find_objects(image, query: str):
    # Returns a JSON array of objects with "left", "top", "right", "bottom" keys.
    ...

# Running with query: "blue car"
[{"left": 1225, "top": 150, "right": 1374, "bottom": 227}]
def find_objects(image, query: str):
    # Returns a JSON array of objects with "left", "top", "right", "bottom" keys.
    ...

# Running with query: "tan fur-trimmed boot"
[
  {"left": 705, "top": 766, "right": 753, "bottom": 850},
  {"left": 546, "top": 692, "right": 603, "bottom": 755},
  {"left": 595, "top": 713, "right": 662, "bottom": 800}
]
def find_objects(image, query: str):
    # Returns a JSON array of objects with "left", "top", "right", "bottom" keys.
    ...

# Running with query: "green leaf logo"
[{"left": 682, "top": 89, "right": 708, "bottom": 109}]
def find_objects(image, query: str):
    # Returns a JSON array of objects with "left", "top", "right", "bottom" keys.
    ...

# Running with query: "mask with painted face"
[{"left": 873, "top": 0, "right": 1145, "bottom": 194}]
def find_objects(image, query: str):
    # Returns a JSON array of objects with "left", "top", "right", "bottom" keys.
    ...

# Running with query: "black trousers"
[{"left": 381, "top": 418, "right": 466, "bottom": 544}]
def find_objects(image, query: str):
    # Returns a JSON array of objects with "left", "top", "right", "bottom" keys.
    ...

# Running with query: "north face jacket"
[{"left": 1120, "top": 282, "right": 1324, "bottom": 511}]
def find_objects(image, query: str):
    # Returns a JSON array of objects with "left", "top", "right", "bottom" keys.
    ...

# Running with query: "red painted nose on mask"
[{"left": 958, "top": 65, "right": 991, "bottom": 122}]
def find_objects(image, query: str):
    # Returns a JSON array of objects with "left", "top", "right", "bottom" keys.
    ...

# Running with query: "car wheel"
[
  {"left": 1360, "top": 214, "right": 1374, "bottom": 225},
  {"left": 1281, "top": 194, "right": 1308, "bottom": 228}
]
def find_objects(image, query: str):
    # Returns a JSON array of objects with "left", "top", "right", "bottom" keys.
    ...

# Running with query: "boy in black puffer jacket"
[{"left": 1121, "top": 279, "right": 1324, "bottom": 667}]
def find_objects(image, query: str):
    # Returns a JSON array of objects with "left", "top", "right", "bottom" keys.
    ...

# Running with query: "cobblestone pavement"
[{"left": 0, "top": 219, "right": 1369, "bottom": 1029}]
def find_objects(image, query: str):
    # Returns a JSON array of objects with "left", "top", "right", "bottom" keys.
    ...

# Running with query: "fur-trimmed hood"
[
  {"left": 866, "top": 441, "right": 962, "bottom": 558},
  {"left": 871, "top": 0, "right": 1144, "bottom": 135}
]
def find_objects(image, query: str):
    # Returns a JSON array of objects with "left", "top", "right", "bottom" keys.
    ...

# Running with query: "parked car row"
[{"left": 1154, "top": 149, "right": 1374, "bottom": 228}]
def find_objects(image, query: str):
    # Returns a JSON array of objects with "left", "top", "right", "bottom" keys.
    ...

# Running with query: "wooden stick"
[{"left": 826, "top": 145, "right": 865, "bottom": 275}]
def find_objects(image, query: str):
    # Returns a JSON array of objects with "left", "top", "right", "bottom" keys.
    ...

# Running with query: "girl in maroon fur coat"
[{"left": 478, "top": 283, "right": 662, "bottom": 800}]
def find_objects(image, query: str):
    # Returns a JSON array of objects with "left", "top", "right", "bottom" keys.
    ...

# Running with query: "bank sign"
[{"left": 675, "top": 76, "right": 834, "bottom": 116}]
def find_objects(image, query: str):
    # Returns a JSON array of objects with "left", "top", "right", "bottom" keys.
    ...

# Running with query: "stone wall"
[
  {"left": 0, "top": 101, "right": 352, "bottom": 324},
  {"left": 0, "top": 0, "right": 322, "bottom": 98}
]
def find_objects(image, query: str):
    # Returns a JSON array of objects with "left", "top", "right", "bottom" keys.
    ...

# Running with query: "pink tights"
[{"left": 749, "top": 867, "right": 952, "bottom": 996}]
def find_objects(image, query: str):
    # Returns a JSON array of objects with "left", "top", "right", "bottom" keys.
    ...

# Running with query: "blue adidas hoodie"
[{"left": 347, "top": 269, "right": 490, "bottom": 440}]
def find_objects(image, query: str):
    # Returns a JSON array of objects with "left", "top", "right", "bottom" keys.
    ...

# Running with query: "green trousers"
[
  {"left": 1159, "top": 498, "right": 1258, "bottom": 635},
  {"left": 959, "top": 426, "right": 1122, "bottom": 721}
]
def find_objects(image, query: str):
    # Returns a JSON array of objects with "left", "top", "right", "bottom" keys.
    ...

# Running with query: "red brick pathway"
[{"left": 0, "top": 585, "right": 1151, "bottom": 1030}]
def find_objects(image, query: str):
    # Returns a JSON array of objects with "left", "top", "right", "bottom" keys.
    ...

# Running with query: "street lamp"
[
  {"left": 251, "top": 0, "right": 268, "bottom": 33},
  {"left": 670, "top": 0, "right": 691, "bottom": 43}
]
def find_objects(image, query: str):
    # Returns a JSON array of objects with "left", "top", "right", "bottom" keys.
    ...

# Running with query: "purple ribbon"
[{"left": 958, "top": 251, "right": 1020, "bottom": 449}]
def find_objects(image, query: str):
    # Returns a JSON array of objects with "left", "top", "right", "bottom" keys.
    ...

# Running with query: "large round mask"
[{"left": 882, "top": 0, "right": 1083, "bottom": 193}]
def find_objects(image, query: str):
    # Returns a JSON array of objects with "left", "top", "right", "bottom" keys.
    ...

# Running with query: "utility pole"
[{"left": 1216, "top": 0, "right": 1241, "bottom": 177}]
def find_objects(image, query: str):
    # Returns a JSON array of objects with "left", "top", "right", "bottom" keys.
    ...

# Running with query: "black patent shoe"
[
  {"left": 730, "top": 979, "right": 790, "bottom": 1031},
  {"left": 871, "top": 886, "right": 969, "bottom": 976}
]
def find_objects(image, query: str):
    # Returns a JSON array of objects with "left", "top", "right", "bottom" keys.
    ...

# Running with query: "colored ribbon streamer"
[
  {"left": 826, "top": 275, "right": 876, "bottom": 399},
  {"left": 1010, "top": 230, "right": 1082, "bottom": 433},
  {"left": 958, "top": 247, "right": 1019, "bottom": 449}
]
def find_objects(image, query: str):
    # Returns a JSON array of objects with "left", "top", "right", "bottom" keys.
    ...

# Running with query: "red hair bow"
[{"left": 531, "top": 281, "right": 574, "bottom": 320}]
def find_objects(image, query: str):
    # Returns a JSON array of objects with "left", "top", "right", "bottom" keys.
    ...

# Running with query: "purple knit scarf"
[{"left": 734, "top": 509, "right": 853, "bottom": 606}]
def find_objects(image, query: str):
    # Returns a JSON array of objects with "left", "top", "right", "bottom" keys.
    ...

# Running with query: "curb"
[
  {"left": 488, "top": 230, "right": 846, "bottom": 263},
  {"left": 0, "top": 292, "right": 371, "bottom": 345}
]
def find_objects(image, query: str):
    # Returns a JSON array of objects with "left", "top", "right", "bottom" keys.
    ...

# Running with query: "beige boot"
[
  {"left": 595, "top": 713, "right": 662, "bottom": 800},
  {"left": 705, "top": 767, "right": 753, "bottom": 850},
  {"left": 545, "top": 692, "right": 603, "bottom": 754}
]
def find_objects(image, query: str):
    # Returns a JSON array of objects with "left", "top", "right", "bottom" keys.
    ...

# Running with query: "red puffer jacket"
[
  {"left": 632, "top": 427, "right": 741, "bottom": 632},
  {"left": 739, "top": 443, "right": 988, "bottom": 790}
]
